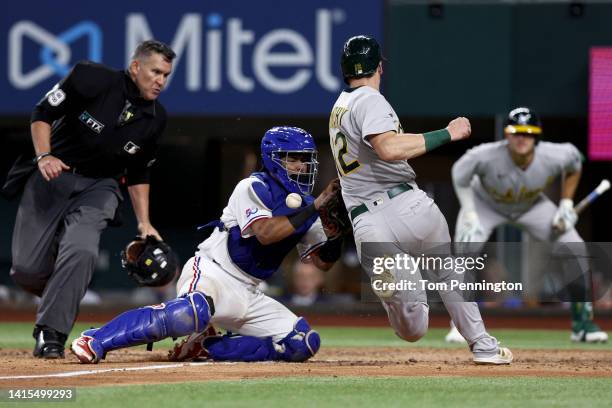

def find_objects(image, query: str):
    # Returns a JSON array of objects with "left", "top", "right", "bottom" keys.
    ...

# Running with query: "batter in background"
[
  {"left": 329, "top": 35, "right": 512, "bottom": 364},
  {"left": 445, "top": 107, "right": 608, "bottom": 344}
]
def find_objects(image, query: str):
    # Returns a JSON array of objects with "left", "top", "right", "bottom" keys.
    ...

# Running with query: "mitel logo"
[
  {"left": 79, "top": 111, "right": 104, "bottom": 134},
  {"left": 126, "top": 9, "right": 345, "bottom": 94},
  {"left": 8, "top": 8, "right": 346, "bottom": 94},
  {"left": 8, "top": 21, "right": 102, "bottom": 90}
]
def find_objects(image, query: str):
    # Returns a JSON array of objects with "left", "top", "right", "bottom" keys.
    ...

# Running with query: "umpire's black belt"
[{"left": 349, "top": 183, "right": 413, "bottom": 222}]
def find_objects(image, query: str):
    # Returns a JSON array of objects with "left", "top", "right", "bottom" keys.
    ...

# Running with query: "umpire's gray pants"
[
  {"left": 10, "top": 171, "right": 121, "bottom": 335},
  {"left": 353, "top": 187, "right": 499, "bottom": 357}
]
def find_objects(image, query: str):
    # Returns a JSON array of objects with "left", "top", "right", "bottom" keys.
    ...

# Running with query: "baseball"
[{"left": 285, "top": 193, "right": 302, "bottom": 209}]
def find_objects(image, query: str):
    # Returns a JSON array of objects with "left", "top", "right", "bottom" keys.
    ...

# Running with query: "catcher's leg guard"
[
  {"left": 204, "top": 334, "right": 276, "bottom": 362},
  {"left": 276, "top": 317, "right": 320, "bottom": 362},
  {"left": 204, "top": 317, "right": 320, "bottom": 362},
  {"left": 74, "top": 291, "right": 213, "bottom": 362}
]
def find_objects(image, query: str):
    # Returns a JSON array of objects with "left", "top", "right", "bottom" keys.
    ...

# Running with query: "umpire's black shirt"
[{"left": 31, "top": 61, "right": 166, "bottom": 185}]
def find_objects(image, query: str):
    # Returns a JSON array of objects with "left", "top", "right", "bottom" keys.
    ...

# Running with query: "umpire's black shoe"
[{"left": 33, "top": 325, "right": 67, "bottom": 359}]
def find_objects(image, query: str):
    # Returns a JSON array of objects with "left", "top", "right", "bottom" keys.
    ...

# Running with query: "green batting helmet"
[{"left": 340, "top": 35, "right": 383, "bottom": 81}]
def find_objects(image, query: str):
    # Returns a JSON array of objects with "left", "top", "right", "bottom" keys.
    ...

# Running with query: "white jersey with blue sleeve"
[{"left": 197, "top": 176, "right": 327, "bottom": 283}]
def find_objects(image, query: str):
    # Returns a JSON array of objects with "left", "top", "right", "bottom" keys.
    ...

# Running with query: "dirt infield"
[{"left": 1, "top": 347, "right": 611, "bottom": 388}]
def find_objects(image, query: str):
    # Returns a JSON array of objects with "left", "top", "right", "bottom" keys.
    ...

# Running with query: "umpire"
[{"left": 3, "top": 40, "right": 175, "bottom": 359}]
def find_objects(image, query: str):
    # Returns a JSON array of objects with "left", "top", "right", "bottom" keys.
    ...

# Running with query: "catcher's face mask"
[
  {"left": 273, "top": 151, "right": 318, "bottom": 195},
  {"left": 121, "top": 236, "right": 178, "bottom": 287}
]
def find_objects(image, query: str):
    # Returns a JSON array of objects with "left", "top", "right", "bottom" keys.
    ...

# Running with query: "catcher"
[{"left": 71, "top": 126, "right": 346, "bottom": 363}]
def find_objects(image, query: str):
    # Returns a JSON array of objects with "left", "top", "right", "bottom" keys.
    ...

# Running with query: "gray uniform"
[
  {"left": 329, "top": 86, "right": 499, "bottom": 356},
  {"left": 11, "top": 172, "right": 120, "bottom": 334},
  {"left": 453, "top": 140, "right": 583, "bottom": 243}
]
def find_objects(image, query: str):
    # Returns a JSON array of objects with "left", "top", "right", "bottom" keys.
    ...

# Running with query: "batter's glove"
[
  {"left": 318, "top": 188, "right": 352, "bottom": 239},
  {"left": 552, "top": 198, "right": 578, "bottom": 233},
  {"left": 456, "top": 210, "right": 483, "bottom": 243},
  {"left": 121, "top": 235, "right": 179, "bottom": 287}
]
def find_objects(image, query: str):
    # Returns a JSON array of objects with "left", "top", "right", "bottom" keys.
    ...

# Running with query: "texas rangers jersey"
[
  {"left": 329, "top": 86, "right": 416, "bottom": 210},
  {"left": 453, "top": 140, "right": 582, "bottom": 216},
  {"left": 196, "top": 175, "right": 327, "bottom": 283}
]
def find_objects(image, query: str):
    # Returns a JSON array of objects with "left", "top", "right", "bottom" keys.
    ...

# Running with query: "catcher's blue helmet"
[{"left": 261, "top": 127, "right": 318, "bottom": 195}]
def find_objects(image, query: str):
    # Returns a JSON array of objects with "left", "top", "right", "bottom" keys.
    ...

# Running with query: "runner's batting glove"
[
  {"left": 552, "top": 198, "right": 577, "bottom": 233},
  {"left": 457, "top": 210, "right": 483, "bottom": 243}
]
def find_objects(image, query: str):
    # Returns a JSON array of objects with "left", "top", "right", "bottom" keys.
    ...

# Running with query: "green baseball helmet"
[
  {"left": 340, "top": 35, "right": 383, "bottom": 81},
  {"left": 504, "top": 107, "right": 542, "bottom": 136}
]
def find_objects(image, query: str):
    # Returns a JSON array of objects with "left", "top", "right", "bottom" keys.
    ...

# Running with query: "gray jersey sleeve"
[
  {"left": 357, "top": 93, "right": 397, "bottom": 146},
  {"left": 452, "top": 145, "right": 486, "bottom": 187},
  {"left": 559, "top": 143, "right": 583, "bottom": 173},
  {"left": 538, "top": 141, "right": 583, "bottom": 176}
]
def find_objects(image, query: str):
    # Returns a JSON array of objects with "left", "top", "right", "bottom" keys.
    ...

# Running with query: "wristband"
[
  {"left": 287, "top": 203, "right": 317, "bottom": 229},
  {"left": 423, "top": 129, "right": 451, "bottom": 152},
  {"left": 33, "top": 152, "right": 52, "bottom": 164}
]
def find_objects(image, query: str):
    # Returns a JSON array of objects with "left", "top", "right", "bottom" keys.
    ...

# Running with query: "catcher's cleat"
[
  {"left": 473, "top": 347, "right": 513, "bottom": 365},
  {"left": 168, "top": 325, "right": 220, "bottom": 361},
  {"left": 70, "top": 336, "right": 100, "bottom": 364},
  {"left": 33, "top": 326, "right": 67, "bottom": 359},
  {"left": 570, "top": 320, "right": 608, "bottom": 343}
]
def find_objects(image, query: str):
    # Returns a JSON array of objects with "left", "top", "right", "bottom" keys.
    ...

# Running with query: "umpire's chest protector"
[{"left": 226, "top": 172, "right": 318, "bottom": 280}]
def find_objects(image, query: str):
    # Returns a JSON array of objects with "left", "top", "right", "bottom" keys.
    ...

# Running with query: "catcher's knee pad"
[
  {"left": 88, "top": 291, "right": 214, "bottom": 358},
  {"left": 276, "top": 317, "right": 320, "bottom": 362},
  {"left": 387, "top": 301, "right": 429, "bottom": 342},
  {"left": 166, "top": 291, "right": 215, "bottom": 334}
]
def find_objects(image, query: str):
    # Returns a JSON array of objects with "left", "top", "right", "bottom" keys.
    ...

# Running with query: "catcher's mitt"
[
  {"left": 121, "top": 235, "right": 178, "bottom": 287},
  {"left": 318, "top": 190, "right": 352, "bottom": 238}
]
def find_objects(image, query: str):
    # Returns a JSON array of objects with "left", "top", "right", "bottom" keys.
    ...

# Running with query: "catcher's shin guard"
[
  {"left": 276, "top": 317, "right": 320, "bottom": 361},
  {"left": 204, "top": 317, "right": 320, "bottom": 362},
  {"left": 76, "top": 292, "right": 213, "bottom": 362}
]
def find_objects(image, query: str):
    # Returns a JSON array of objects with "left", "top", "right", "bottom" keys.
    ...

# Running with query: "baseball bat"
[
  {"left": 574, "top": 179, "right": 610, "bottom": 215},
  {"left": 552, "top": 179, "right": 609, "bottom": 232}
]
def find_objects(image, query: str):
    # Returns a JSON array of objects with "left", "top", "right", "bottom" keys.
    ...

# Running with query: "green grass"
[
  {"left": 0, "top": 322, "right": 610, "bottom": 350},
  {"left": 2, "top": 377, "right": 611, "bottom": 408},
  {"left": 319, "top": 326, "right": 612, "bottom": 350}
]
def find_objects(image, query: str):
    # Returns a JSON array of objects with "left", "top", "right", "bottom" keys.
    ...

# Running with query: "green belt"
[{"left": 349, "top": 183, "right": 413, "bottom": 221}]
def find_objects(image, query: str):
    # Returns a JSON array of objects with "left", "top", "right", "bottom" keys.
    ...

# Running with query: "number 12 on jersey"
[{"left": 332, "top": 131, "right": 361, "bottom": 176}]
